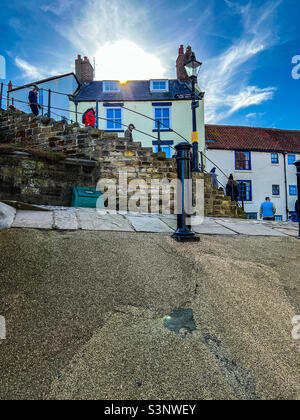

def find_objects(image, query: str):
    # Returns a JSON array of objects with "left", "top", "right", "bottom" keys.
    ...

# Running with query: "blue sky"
[{"left": 0, "top": 0, "right": 299, "bottom": 129}]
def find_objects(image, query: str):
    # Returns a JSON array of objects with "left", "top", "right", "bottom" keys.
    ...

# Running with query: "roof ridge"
[{"left": 205, "top": 124, "right": 300, "bottom": 132}]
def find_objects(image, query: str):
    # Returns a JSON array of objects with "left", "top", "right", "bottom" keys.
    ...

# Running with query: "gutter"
[{"left": 283, "top": 152, "right": 289, "bottom": 221}]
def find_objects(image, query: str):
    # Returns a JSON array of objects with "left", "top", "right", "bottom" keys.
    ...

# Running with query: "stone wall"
[
  {"left": 204, "top": 173, "right": 247, "bottom": 218},
  {"left": 0, "top": 108, "right": 95, "bottom": 157},
  {"left": 0, "top": 150, "right": 100, "bottom": 206},
  {"left": 0, "top": 108, "right": 246, "bottom": 217}
]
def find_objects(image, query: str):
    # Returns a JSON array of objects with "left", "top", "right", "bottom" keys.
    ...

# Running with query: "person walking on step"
[
  {"left": 210, "top": 167, "right": 219, "bottom": 188},
  {"left": 28, "top": 85, "right": 41, "bottom": 116},
  {"left": 84, "top": 107, "right": 96, "bottom": 128},
  {"left": 226, "top": 174, "right": 239, "bottom": 202},
  {"left": 124, "top": 123, "right": 135, "bottom": 141},
  {"left": 260, "top": 197, "right": 276, "bottom": 221}
]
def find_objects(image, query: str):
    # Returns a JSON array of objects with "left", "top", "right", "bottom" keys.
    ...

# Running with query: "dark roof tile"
[{"left": 74, "top": 80, "right": 199, "bottom": 102}]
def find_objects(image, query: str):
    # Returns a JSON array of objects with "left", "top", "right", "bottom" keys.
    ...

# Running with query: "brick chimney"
[
  {"left": 176, "top": 45, "right": 195, "bottom": 82},
  {"left": 75, "top": 55, "right": 94, "bottom": 84}
]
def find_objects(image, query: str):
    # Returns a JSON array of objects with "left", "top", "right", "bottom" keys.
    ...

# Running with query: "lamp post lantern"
[
  {"left": 184, "top": 52, "right": 202, "bottom": 172},
  {"left": 293, "top": 160, "right": 300, "bottom": 239}
]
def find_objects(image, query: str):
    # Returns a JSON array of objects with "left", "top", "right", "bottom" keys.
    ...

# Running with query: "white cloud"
[
  {"left": 201, "top": 0, "right": 281, "bottom": 123},
  {"left": 15, "top": 57, "right": 57, "bottom": 81},
  {"left": 55, "top": 0, "right": 167, "bottom": 80},
  {"left": 40, "top": 0, "right": 73, "bottom": 16},
  {"left": 15, "top": 57, "right": 41, "bottom": 79},
  {"left": 246, "top": 112, "right": 266, "bottom": 119}
]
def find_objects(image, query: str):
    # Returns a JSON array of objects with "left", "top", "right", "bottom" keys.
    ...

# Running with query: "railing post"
[
  {"left": 75, "top": 102, "right": 78, "bottom": 124},
  {"left": 157, "top": 119, "right": 161, "bottom": 152},
  {"left": 172, "top": 142, "right": 199, "bottom": 242},
  {"left": 200, "top": 151, "right": 204, "bottom": 172},
  {"left": 0, "top": 82, "right": 3, "bottom": 109},
  {"left": 241, "top": 182, "right": 245, "bottom": 210},
  {"left": 96, "top": 100, "right": 99, "bottom": 129},
  {"left": 48, "top": 89, "right": 51, "bottom": 118},
  {"left": 293, "top": 160, "right": 300, "bottom": 239}
]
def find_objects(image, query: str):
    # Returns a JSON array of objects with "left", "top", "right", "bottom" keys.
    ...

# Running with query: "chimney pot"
[
  {"left": 84, "top": 56, "right": 88, "bottom": 61},
  {"left": 77, "top": 55, "right": 81, "bottom": 60}
]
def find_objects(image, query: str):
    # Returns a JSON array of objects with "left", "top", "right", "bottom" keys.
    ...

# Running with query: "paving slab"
[
  {"left": 77, "top": 210, "right": 133, "bottom": 232},
  {"left": 126, "top": 215, "right": 174, "bottom": 233},
  {"left": 0, "top": 202, "right": 16, "bottom": 230},
  {"left": 159, "top": 216, "right": 235, "bottom": 235},
  {"left": 215, "top": 219, "right": 287, "bottom": 236},
  {"left": 193, "top": 219, "right": 238, "bottom": 235},
  {"left": 53, "top": 210, "right": 78, "bottom": 230},
  {"left": 159, "top": 216, "right": 177, "bottom": 231},
  {"left": 12, "top": 210, "right": 53, "bottom": 229},
  {"left": 272, "top": 228, "right": 299, "bottom": 237}
]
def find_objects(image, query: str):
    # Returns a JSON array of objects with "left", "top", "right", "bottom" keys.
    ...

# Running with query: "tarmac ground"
[{"left": 0, "top": 228, "right": 299, "bottom": 400}]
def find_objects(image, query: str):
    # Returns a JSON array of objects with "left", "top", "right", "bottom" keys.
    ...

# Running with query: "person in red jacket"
[{"left": 84, "top": 108, "right": 96, "bottom": 128}]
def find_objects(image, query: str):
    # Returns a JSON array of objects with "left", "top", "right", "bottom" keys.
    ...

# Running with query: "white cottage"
[
  {"left": 205, "top": 125, "right": 300, "bottom": 221},
  {"left": 70, "top": 46, "right": 205, "bottom": 157}
]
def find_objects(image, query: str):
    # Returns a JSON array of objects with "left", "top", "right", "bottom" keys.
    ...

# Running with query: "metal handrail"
[
  {"left": 0, "top": 94, "right": 178, "bottom": 154},
  {"left": 2, "top": 81, "right": 190, "bottom": 147}
]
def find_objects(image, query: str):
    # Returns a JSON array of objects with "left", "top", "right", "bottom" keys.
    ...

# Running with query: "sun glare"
[{"left": 94, "top": 40, "right": 166, "bottom": 83}]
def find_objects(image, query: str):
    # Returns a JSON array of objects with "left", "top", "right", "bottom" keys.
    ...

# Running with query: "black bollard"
[
  {"left": 293, "top": 160, "right": 300, "bottom": 239},
  {"left": 172, "top": 142, "right": 200, "bottom": 242}
]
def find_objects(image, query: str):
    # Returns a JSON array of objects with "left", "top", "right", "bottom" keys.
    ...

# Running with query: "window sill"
[
  {"left": 104, "top": 130, "right": 124, "bottom": 133},
  {"left": 234, "top": 170, "right": 252, "bottom": 173},
  {"left": 152, "top": 129, "right": 173, "bottom": 132}
]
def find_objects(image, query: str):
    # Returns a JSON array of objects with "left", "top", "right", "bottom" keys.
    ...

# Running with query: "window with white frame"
[
  {"left": 288, "top": 154, "right": 296, "bottom": 165},
  {"left": 235, "top": 151, "right": 251, "bottom": 170},
  {"left": 106, "top": 108, "right": 122, "bottom": 130},
  {"left": 150, "top": 80, "right": 169, "bottom": 92},
  {"left": 247, "top": 213, "right": 258, "bottom": 220},
  {"left": 153, "top": 106, "right": 171, "bottom": 130},
  {"left": 289, "top": 185, "right": 298, "bottom": 196},
  {"left": 237, "top": 180, "right": 252, "bottom": 201},
  {"left": 153, "top": 146, "right": 173, "bottom": 158},
  {"left": 271, "top": 153, "right": 279, "bottom": 164},
  {"left": 103, "top": 81, "right": 120, "bottom": 92},
  {"left": 272, "top": 185, "right": 280, "bottom": 196}
]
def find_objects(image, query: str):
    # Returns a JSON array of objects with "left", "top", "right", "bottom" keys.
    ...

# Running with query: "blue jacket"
[
  {"left": 28, "top": 90, "right": 38, "bottom": 104},
  {"left": 260, "top": 201, "right": 276, "bottom": 218}
]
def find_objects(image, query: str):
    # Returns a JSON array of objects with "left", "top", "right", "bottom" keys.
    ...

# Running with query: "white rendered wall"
[
  {"left": 206, "top": 149, "right": 299, "bottom": 220},
  {"left": 70, "top": 99, "right": 205, "bottom": 153}
]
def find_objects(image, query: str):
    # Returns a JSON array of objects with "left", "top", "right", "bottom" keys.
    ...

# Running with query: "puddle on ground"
[{"left": 163, "top": 308, "right": 197, "bottom": 338}]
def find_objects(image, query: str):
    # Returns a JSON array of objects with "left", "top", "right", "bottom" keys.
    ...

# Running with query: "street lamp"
[
  {"left": 184, "top": 52, "right": 202, "bottom": 172},
  {"left": 293, "top": 160, "right": 300, "bottom": 239}
]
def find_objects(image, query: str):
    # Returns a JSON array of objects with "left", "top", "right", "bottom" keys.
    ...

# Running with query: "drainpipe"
[{"left": 283, "top": 152, "right": 289, "bottom": 221}]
